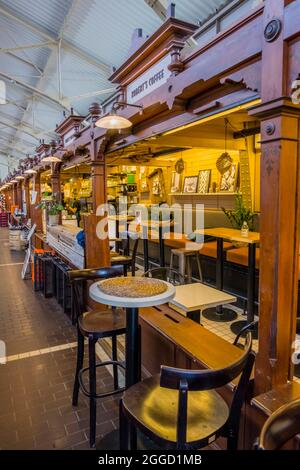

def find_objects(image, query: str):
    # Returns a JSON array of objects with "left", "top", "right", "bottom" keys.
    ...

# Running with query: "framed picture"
[
  {"left": 197, "top": 169, "right": 211, "bottom": 194},
  {"left": 170, "top": 171, "right": 181, "bottom": 193},
  {"left": 183, "top": 175, "right": 198, "bottom": 194},
  {"left": 220, "top": 163, "right": 239, "bottom": 192},
  {"left": 152, "top": 175, "right": 161, "bottom": 195}
]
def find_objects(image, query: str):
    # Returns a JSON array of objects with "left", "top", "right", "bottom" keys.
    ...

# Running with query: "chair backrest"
[
  {"left": 160, "top": 332, "right": 252, "bottom": 391},
  {"left": 258, "top": 399, "right": 300, "bottom": 450},
  {"left": 68, "top": 265, "right": 123, "bottom": 323},
  {"left": 159, "top": 333, "right": 255, "bottom": 449},
  {"left": 233, "top": 321, "right": 258, "bottom": 347},
  {"left": 143, "top": 267, "right": 185, "bottom": 286}
]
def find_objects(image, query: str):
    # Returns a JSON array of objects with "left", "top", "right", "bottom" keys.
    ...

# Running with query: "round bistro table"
[{"left": 89, "top": 278, "right": 176, "bottom": 389}]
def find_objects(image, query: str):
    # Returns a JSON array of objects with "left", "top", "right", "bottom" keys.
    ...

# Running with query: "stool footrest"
[{"left": 78, "top": 360, "right": 125, "bottom": 399}]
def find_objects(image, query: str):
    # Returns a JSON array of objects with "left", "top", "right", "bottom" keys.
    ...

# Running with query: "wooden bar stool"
[
  {"left": 170, "top": 248, "right": 203, "bottom": 283},
  {"left": 68, "top": 265, "right": 126, "bottom": 448},
  {"left": 120, "top": 333, "right": 254, "bottom": 450}
]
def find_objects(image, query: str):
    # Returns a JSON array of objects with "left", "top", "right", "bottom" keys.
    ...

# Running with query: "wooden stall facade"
[{"left": 2, "top": 0, "right": 300, "bottom": 448}]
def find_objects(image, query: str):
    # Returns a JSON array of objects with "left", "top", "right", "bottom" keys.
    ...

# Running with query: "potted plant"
[
  {"left": 36, "top": 195, "right": 64, "bottom": 226},
  {"left": 222, "top": 193, "right": 256, "bottom": 231}
]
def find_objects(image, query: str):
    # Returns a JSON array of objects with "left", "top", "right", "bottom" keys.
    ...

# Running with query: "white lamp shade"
[
  {"left": 11, "top": 179, "right": 18, "bottom": 183},
  {"left": 24, "top": 169, "right": 37, "bottom": 175},
  {"left": 95, "top": 114, "right": 132, "bottom": 129},
  {"left": 15, "top": 175, "right": 25, "bottom": 180},
  {"left": 42, "top": 155, "right": 61, "bottom": 163}
]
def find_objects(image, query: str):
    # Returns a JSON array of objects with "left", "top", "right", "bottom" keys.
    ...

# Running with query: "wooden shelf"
[{"left": 168, "top": 192, "right": 240, "bottom": 196}]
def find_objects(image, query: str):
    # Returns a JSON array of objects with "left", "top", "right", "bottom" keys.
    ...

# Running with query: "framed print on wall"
[
  {"left": 220, "top": 163, "right": 239, "bottom": 192},
  {"left": 183, "top": 175, "right": 198, "bottom": 194},
  {"left": 170, "top": 171, "right": 181, "bottom": 193},
  {"left": 197, "top": 169, "right": 211, "bottom": 194}
]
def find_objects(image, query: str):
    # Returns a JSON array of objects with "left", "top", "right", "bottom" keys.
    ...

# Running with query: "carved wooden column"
[
  {"left": 82, "top": 103, "right": 110, "bottom": 268},
  {"left": 13, "top": 183, "right": 18, "bottom": 207},
  {"left": 17, "top": 182, "right": 22, "bottom": 211},
  {"left": 32, "top": 171, "right": 43, "bottom": 232},
  {"left": 24, "top": 178, "right": 31, "bottom": 219},
  {"left": 250, "top": 0, "right": 300, "bottom": 393}
]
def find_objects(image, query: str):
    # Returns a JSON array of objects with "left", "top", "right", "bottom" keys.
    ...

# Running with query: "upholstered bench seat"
[
  {"left": 226, "top": 247, "right": 260, "bottom": 269},
  {"left": 199, "top": 241, "right": 234, "bottom": 258}
]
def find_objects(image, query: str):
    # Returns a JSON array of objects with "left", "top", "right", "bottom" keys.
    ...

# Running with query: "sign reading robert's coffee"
[{"left": 127, "top": 54, "right": 171, "bottom": 104}]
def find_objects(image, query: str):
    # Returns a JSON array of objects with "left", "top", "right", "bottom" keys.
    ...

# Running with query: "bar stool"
[
  {"left": 68, "top": 265, "right": 126, "bottom": 448},
  {"left": 120, "top": 333, "right": 254, "bottom": 450},
  {"left": 110, "top": 231, "right": 139, "bottom": 276},
  {"left": 257, "top": 398, "right": 300, "bottom": 449},
  {"left": 170, "top": 248, "right": 203, "bottom": 283}
]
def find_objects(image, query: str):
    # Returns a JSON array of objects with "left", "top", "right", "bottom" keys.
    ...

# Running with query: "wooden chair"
[
  {"left": 110, "top": 231, "right": 139, "bottom": 276},
  {"left": 257, "top": 398, "right": 300, "bottom": 450},
  {"left": 120, "top": 333, "right": 255, "bottom": 450},
  {"left": 68, "top": 265, "right": 126, "bottom": 447},
  {"left": 143, "top": 267, "right": 185, "bottom": 286}
]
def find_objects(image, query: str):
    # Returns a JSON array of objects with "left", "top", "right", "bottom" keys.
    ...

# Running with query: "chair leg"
[
  {"left": 88, "top": 336, "right": 97, "bottom": 448},
  {"left": 130, "top": 424, "right": 138, "bottom": 450},
  {"left": 120, "top": 400, "right": 129, "bottom": 450},
  {"left": 72, "top": 327, "right": 84, "bottom": 406},
  {"left": 196, "top": 254, "right": 203, "bottom": 282},
  {"left": 186, "top": 256, "right": 192, "bottom": 283},
  {"left": 112, "top": 335, "right": 119, "bottom": 391},
  {"left": 170, "top": 251, "right": 174, "bottom": 270}
]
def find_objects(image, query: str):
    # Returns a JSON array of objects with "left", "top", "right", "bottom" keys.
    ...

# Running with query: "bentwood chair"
[
  {"left": 110, "top": 231, "right": 139, "bottom": 276},
  {"left": 143, "top": 267, "right": 185, "bottom": 286},
  {"left": 257, "top": 398, "right": 300, "bottom": 450},
  {"left": 120, "top": 333, "right": 255, "bottom": 450},
  {"left": 68, "top": 266, "right": 126, "bottom": 447}
]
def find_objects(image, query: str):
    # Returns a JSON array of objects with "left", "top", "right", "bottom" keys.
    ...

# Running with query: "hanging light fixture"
[
  {"left": 15, "top": 175, "right": 25, "bottom": 180},
  {"left": 42, "top": 155, "right": 61, "bottom": 163},
  {"left": 11, "top": 179, "right": 18, "bottom": 183},
  {"left": 24, "top": 169, "right": 37, "bottom": 175},
  {"left": 95, "top": 101, "right": 143, "bottom": 130}
]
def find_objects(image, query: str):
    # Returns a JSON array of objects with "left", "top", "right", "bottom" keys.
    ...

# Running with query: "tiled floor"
[{"left": 0, "top": 228, "right": 119, "bottom": 450}]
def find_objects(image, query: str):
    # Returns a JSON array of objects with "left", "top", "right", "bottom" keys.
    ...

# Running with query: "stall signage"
[
  {"left": 64, "top": 128, "right": 76, "bottom": 146},
  {"left": 127, "top": 54, "right": 171, "bottom": 104}
]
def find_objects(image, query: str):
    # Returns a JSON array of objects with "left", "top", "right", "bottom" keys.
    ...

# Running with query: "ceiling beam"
[
  {"left": 143, "top": 0, "right": 166, "bottom": 20},
  {"left": 0, "top": 4, "right": 112, "bottom": 75},
  {"left": 0, "top": 130, "right": 36, "bottom": 147},
  {"left": 0, "top": 71, "right": 71, "bottom": 111},
  {"left": 0, "top": 119, "right": 40, "bottom": 140},
  {"left": 0, "top": 41, "right": 55, "bottom": 53},
  {"left": 6, "top": 51, "right": 44, "bottom": 74},
  {"left": 0, "top": 111, "right": 54, "bottom": 137}
]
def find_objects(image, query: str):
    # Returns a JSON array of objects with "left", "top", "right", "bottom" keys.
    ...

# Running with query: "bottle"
[{"left": 241, "top": 221, "right": 249, "bottom": 237}]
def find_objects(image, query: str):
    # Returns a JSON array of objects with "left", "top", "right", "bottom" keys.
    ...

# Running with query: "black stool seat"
[
  {"left": 122, "top": 374, "right": 228, "bottom": 447},
  {"left": 79, "top": 309, "right": 126, "bottom": 337}
]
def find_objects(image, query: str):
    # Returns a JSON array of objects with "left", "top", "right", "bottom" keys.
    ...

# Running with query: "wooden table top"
[
  {"left": 169, "top": 283, "right": 236, "bottom": 313},
  {"left": 195, "top": 227, "right": 260, "bottom": 244}
]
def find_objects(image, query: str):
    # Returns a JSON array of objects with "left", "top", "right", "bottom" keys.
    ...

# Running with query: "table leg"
[
  {"left": 143, "top": 238, "right": 149, "bottom": 272},
  {"left": 125, "top": 307, "right": 140, "bottom": 388},
  {"left": 231, "top": 243, "right": 258, "bottom": 338},
  {"left": 159, "top": 224, "right": 165, "bottom": 267},
  {"left": 202, "top": 237, "right": 237, "bottom": 322},
  {"left": 96, "top": 307, "right": 140, "bottom": 451},
  {"left": 116, "top": 219, "right": 120, "bottom": 252}
]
